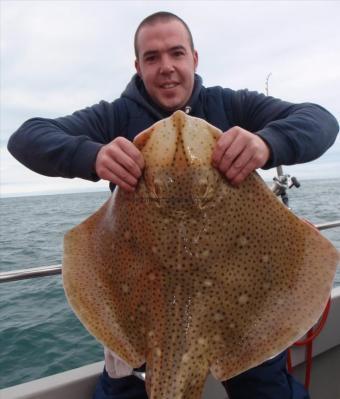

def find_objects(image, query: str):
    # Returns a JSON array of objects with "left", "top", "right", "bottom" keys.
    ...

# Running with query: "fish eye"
[{"left": 153, "top": 177, "right": 163, "bottom": 197}]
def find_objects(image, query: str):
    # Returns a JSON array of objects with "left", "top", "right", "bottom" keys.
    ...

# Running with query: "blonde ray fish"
[{"left": 63, "top": 111, "right": 339, "bottom": 399}]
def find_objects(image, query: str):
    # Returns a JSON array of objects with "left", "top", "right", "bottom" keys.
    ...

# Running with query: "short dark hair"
[{"left": 134, "top": 11, "right": 194, "bottom": 58}]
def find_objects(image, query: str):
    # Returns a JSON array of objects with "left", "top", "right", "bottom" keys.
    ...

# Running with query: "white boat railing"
[{"left": 0, "top": 264, "right": 62, "bottom": 283}]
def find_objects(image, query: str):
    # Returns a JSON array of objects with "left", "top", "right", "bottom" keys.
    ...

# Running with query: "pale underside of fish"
[{"left": 63, "top": 110, "right": 338, "bottom": 399}]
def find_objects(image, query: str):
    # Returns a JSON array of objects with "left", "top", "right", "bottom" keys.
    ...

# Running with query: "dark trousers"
[{"left": 93, "top": 351, "right": 309, "bottom": 399}]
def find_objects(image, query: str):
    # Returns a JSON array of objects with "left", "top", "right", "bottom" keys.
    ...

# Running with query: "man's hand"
[
  {"left": 95, "top": 137, "right": 144, "bottom": 192},
  {"left": 212, "top": 126, "right": 270, "bottom": 185}
]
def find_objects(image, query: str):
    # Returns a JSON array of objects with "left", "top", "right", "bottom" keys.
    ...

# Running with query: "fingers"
[
  {"left": 212, "top": 126, "right": 270, "bottom": 185},
  {"left": 214, "top": 131, "right": 251, "bottom": 174},
  {"left": 211, "top": 130, "right": 236, "bottom": 168},
  {"left": 116, "top": 137, "right": 145, "bottom": 171},
  {"left": 228, "top": 155, "right": 260, "bottom": 185},
  {"left": 95, "top": 137, "right": 145, "bottom": 192},
  {"left": 98, "top": 162, "right": 138, "bottom": 192}
]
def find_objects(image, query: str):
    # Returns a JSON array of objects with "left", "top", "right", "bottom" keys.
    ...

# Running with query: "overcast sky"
[{"left": 1, "top": 0, "right": 339, "bottom": 197}]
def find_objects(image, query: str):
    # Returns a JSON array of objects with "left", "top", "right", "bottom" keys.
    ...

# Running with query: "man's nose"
[{"left": 159, "top": 56, "right": 174, "bottom": 74}]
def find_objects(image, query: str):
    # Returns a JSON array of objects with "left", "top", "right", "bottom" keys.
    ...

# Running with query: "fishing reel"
[{"left": 271, "top": 167, "right": 300, "bottom": 208}]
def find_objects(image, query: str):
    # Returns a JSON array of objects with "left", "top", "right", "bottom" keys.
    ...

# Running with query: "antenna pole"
[{"left": 265, "top": 72, "right": 272, "bottom": 96}]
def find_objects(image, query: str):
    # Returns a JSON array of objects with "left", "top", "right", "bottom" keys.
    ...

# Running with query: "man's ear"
[
  {"left": 193, "top": 50, "right": 199, "bottom": 71},
  {"left": 135, "top": 59, "right": 141, "bottom": 77}
]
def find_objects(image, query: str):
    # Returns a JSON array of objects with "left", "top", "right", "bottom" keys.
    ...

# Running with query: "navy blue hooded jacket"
[{"left": 7, "top": 74, "right": 339, "bottom": 186}]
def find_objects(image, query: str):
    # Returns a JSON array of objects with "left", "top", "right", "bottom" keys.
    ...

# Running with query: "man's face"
[{"left": 135, "top": 20, "right": 198, "bottom": 112}]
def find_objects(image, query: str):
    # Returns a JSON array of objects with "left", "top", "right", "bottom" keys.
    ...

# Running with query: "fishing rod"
[{"left": 265, "top": 73, "right": 300, "bottom": 207}]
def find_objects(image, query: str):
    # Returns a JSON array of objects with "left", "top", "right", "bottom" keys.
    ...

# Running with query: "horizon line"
[{"left": 1, "top": 176, "right": 339, "bottom": 199}]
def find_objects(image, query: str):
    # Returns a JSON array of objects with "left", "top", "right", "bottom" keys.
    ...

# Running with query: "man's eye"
[
  {"left": 173, "top": 51, "right": 184, "bottom": 57},
  {"left": 145, "top": 55, "right": 156, "bottom": 62}
]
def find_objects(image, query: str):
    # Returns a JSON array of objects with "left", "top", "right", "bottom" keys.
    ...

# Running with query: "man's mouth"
[{"left": 160, "top": 82, "right": 179, "bottom": 89}]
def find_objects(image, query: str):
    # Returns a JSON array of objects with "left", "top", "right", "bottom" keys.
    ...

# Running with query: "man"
[
  {"left": 8, "top": 11, "right": 338, "bottom": 399},
  {"left": 95, "top": 12, "right": 270, "bottom": 191}
]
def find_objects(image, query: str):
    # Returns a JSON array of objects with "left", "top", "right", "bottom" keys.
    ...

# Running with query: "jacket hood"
[{"left": 121, "top": 74, "right": 203, "bottom": 119}]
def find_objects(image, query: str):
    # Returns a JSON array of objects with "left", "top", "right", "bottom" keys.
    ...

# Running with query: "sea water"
[{"left": 0, "top": 179, "right": 339, "bottom": 389}]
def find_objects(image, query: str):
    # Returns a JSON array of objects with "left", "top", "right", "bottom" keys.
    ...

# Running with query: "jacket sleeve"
[
  {"left": 7, "top": 99, "right": 125, "bottom": 180},
  {"left": 228, "top": 89, "right": 339, "bottom": 169}
]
